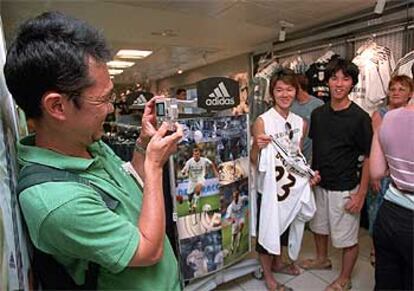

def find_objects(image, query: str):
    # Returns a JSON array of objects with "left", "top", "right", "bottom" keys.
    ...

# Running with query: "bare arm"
[
  {"left": 181, "top": 160, "right": 189, "bottom": 176},
  {"left": 345, "top": 156, "right": 370, "bottom": 213},
  {"left": 128, "top": 123, "right": 183, "bottom": 266},
  {"left": 371, "top": 111, "right": 383, "bottom": 133},
  {"left": 370, "top": 131, "right": 388, "bottom": 181},
  {"left": 210, "top": 161, "right": 219, "bottom": 178},
  {"left": 300, "top": 119, "right": 308, "bottom": 152},
  {"left": 370, "top": 111, "right": 383, "bottom": 192},
  {"left": 250, "top": 117, "right": 271, "bottom": 166},
  {"left": 131, "top": 97, "right": 158, "bottom": 180}
]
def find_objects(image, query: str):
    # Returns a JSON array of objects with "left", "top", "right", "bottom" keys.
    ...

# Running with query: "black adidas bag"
[{"left": 17, "top": 164, "right": 119, "bottom": 290}]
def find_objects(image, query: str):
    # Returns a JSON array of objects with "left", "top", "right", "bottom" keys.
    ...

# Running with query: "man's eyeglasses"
[
  {"left": 285, "top": 122, "right": 293, "bottom": 140},
  {"left": 83, "top": 91, "right": 116, "bottom": 106}
]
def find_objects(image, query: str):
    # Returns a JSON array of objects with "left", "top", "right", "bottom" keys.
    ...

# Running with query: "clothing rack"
[
  {"left": 269, "top": 23, "right": 414, "bottom": 62},
  {"left": 274, "top": 42, "right": 339, "bottom": 60},
  {"left": 346, "top": 26, "right": 407, "bottom": 43}
]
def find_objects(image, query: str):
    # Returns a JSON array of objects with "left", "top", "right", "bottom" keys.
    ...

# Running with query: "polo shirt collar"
[{"left": 18, "top": 134, "right": 99, "bottom": 171}]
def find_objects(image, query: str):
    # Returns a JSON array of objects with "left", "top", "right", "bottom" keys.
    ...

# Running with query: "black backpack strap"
[
  {"left": 17, "top": 164, "right": 119, "bottom": 210},
  {"left": 17, "top": 164, "right": 119, "bottom": 290}
]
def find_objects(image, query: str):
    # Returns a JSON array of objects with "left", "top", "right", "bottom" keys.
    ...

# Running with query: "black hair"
[
  {"left": 176, "top": 88, "right": 186, "bottom": 95},
  {"left": 325, "top": 58, "right": 359, "bottom": 87},
  {"left": 295, "top": 74, "right": 309, "bottom": 91},
  {"left": 4, "top": 11, "right": 111, "bottom": 119},
  {"left": 269, "top": 68, "right": 299, "bottom": 97}
]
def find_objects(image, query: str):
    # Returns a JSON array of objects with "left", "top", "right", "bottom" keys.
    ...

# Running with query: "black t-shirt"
[{"left": 309, "top": 102, "right": 372, "bottom": 190}]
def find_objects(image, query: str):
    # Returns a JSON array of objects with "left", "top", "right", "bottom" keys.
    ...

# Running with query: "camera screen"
[{"left": 156, "top": 102, "right": 165, "bottom": 116}]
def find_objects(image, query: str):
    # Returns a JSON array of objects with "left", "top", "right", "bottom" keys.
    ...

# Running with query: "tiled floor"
[{"left": 216, "top": 228, "right": 375, "bottom": 291}]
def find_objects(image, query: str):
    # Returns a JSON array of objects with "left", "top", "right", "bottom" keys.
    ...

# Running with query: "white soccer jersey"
[
  {"left": 256, "top": 108, "right": 316, "bottom": 259},
  {"left": 225, "top": 195, "right": 248, "bottom": 220},
  {"left": 350, "top": 44, "right": 395, "bottom": 115},
  {"left": 257, "top": 108, "right": 303, "bottom": 194},
  {"left": 393, "top": 50, "right": 414, "bottom": 78},
  {"left": 182, "top": 157, "right": 212, "bottom": 183},
  {"left": 186, "top": 249, "right": 208, "bottom": 276}
]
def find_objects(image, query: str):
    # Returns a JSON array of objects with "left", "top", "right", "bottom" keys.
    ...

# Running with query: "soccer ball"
[
  {"left": 202, "top": 203, "right": 212, "bottom": 212},
  {"left": 193, "top": 130, "right": 203, "bottom": 144}
]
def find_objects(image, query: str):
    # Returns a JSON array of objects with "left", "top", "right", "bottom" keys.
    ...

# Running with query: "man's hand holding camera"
[{"left": 133, "top": 96, "right": 182, "bottom": 178}]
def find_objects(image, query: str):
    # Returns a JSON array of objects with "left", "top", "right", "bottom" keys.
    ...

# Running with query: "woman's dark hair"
[
  {"left": 4, "top": 12, "right": 111, "bottom": 118},
  {"left": 269, "top": 68, "right": 299, "bottom": 97},
  {"left": 325, "top": 58, "right": 359, "bottom": 87}
]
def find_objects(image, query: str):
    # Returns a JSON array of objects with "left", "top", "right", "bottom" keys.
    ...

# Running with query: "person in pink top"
[{"left": 370, "top": 77, "right": 414, "bottom": 290}]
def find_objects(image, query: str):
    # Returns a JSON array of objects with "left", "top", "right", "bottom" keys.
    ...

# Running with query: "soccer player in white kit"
[
  {"left": 225, "top": 190, "right": 248, "bottom": 253},
  {"left": 186, "top": 240, "right": 208, "bottom": 278},
  {"left": 181, "top": 147, "right": 219, "bottom": 214}
]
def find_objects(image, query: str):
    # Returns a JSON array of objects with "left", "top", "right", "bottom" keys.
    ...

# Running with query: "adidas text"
[{"left": 206, "top": 96, "right": 235, "bottom": 106}]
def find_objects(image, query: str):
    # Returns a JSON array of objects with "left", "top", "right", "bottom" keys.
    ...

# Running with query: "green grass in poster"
[
  {"left": 221, "top": 214, "right": 250, "bottom": 265},
  {"left": 176, "top": 194, "right": 221, "bottom": 217}
]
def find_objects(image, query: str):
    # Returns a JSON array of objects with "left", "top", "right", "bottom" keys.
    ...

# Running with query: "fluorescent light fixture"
[
  {"left": 107, "top": 60, "right": 135, "bottom": 69},
  {"left": 278, "top": 27, "right": 286, "bottom": 42},
  {"left": 116, "top": 49, "right": 153, "bottom": 59},
  {"left": 374, "top": 0, "right": 386, "bottom": 14},
  {"left": 108, "top": 69, "right": 124, "bottom": 75}
]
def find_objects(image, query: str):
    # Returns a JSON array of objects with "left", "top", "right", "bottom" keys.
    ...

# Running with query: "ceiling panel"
[{"left": 1, "top": 0, "right": 377, "bottom": 84}]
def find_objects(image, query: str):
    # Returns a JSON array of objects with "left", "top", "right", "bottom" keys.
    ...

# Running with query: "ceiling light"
[
  {"left": 151, "top": 29, "right": 177, "bottom": 37},
  {"left": 107, "top": 60, "right": 135, "bottom": 69},
  {"left": 110, "top": 76, "right": 114, "bottom": 79},
  {"left": 278, "top": 20, "right": 294, "bottom": 42},
  {"left": 116, "top": 50, "right": 153, "bottom": 59},
  {"left": 374, "top": 0, "right": 386, "bottom": 14},
  {"left": 278, "top": 27, "right": 286, "bottom": 42},
  {"left": 108, "top": 69, "right": 123, "bottom": 75},
  {"left": 177, "top": 69, "right": 183, "bottom": 74}
]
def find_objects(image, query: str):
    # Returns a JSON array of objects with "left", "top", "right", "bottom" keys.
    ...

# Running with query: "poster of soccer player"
[
  {"left": 179, "top": 231, "right": 223, "bottom": 281},
  {"left": 220, "top": 178, "right": 250, "bottom": 264},
  {"left": 170, "top": 114, "right": 249, "bottom": 282},
  {"left": 174, "top": 141, "right": 221, "bottom": 218}
]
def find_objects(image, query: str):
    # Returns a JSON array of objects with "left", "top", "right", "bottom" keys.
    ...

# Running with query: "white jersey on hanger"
[
  {"left": 256, "top": 108, "right": 316, "bottom": 259},
  {"left": 350, "top": 44, "right": 395, "bottom": 116},
  {"left": 393, "top": 50, "right": 414, "bottom": 78},
  {"left": 254, "top": 60, "right": 281, "bottom": 104}
]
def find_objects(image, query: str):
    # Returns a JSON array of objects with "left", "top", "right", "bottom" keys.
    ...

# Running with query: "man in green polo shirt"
[{"left": 4, "top": 12, "right": 182, "bottom": 290}]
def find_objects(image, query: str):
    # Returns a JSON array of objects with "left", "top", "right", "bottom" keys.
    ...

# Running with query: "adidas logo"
[
  {"left": 209, "top": 82, "right": 230, "bottom": 98},
  {"left": 206, "top": 82, "right": 235, "bottom": 106}
]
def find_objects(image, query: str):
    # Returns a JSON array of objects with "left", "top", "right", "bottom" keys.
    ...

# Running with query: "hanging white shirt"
[{"left": 393, "top": 50, "right": 414, "bottom": 78}]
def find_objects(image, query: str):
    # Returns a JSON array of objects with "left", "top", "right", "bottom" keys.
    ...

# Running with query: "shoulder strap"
[
  {"left": 17, "top": 164, "right": 119, "bottom": 210},
  {"left": 17, "top": 164, "right": 120, "bottom": 290}
]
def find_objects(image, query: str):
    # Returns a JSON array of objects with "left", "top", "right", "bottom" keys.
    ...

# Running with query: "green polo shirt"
[{"left": 17, "top": 135, "right": 180, "bottom": 290}]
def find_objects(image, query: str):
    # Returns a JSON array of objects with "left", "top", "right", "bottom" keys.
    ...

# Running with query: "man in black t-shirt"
[{"left": 300, "top": 59, "right": 372, "bottom": 291}]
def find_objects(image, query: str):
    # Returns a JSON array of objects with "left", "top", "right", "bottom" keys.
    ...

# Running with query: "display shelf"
[{"left": 185, "top": 258, "right": 260, "bottom": 291}]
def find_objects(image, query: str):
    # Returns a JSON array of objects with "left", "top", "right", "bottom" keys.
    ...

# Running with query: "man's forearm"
[
  {"left": 250, "top": 143, "right": 259, "bottom": 166},
  {"left": 131, "top": 137, "right": 148, "bottom": 180},
  {"left": 138, "top": 162, "right": 165, "bottom": 252},
  {"left": 131, "top": 151, "right": 145, "bottom": 181},
  {"left": 358, "top": 158, "right": 370, "bottom": 198}
]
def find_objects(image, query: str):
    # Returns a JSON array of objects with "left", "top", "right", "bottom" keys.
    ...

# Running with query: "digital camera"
[{"left": 155, "top": 97, "right": 178, "bottom": 132}]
